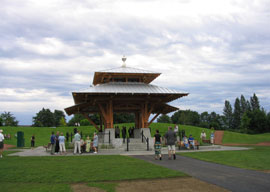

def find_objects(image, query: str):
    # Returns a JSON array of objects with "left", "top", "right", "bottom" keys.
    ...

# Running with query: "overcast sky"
[{"left": 1, "top": 0, "right": 270, "bottom": 125}]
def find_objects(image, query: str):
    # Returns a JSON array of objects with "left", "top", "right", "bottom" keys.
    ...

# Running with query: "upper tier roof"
[{"left": 93, "top": 66, "right": 161, "bottom": 85}]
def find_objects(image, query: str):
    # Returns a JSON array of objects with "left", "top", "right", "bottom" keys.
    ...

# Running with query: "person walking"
[
  {"left": 50, "top": 132, "right": 56, "bottom": 155},
  {"left": 59, "top": 132, "right": 66, "bottom": 155},
  {"left": 0, "top": 130, "right": 5, "bottom": 158},
  {"left": 74, "top": 131, "right": 81, "bottom": 154},
  {"left": 93, "top": 132, "right": 98, "bottom": 154},
  {"left": 31, "top": 134, "right": 35, "bottom": 150},
  {"left": 154, "top": 129, "right": 162, "bottom": 160},
  {"left": 164, "top": 126, "right": 177, "bottom": 160}
]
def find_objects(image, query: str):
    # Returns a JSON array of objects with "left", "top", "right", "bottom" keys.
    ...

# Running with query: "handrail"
[{"left": 141, "top": 130, "right": 149, "bottom": 151}]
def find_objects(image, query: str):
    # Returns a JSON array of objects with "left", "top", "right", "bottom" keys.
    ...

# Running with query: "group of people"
[
  {"left": 115, "top": 126, "right": 135, "bottom": 142},
  {"left": 50, "top": 130, "right": 99, "bottom": 155},
  {"left": 154, "top": 126, "right": 177, "bottom": 160},
  {"left": 50, "top": 131, "right": 67, "bottom": 155}
]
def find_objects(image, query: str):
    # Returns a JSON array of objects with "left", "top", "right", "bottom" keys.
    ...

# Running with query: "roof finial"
[{"left": 122, "top": 55, "right": 127, "bottom": 68}]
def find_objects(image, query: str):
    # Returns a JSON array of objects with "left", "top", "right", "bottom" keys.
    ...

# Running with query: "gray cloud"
[{"left": 0, "top": 0, "right": 270, "bottom": 124}]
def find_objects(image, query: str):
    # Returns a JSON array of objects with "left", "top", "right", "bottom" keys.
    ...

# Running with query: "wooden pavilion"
[{"left": 65, "top": 57, "right": 188, "bottom": 133}]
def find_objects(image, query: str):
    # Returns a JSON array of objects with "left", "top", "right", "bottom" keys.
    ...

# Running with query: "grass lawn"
[
  {"left": 0, "top": 155, "right": 186, "bottom": 192},
  {"left": 222, "top": 131, "right": 270, "bottom": 144},
  {"left": 2, "top": 123, "right": 270, "bottom": 148},
  {"left": 179, "top": 146, "right": 270, "bottom": 170}
]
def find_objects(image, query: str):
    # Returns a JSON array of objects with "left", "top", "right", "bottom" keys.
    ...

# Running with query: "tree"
[
  {"left": 250, "top": 93, "right": 260, "bottom": 111},
  {"left": 32, "top": 108, "right": 54, "bottom": 127},
  {"left": 246, "top": 109, "right": 268, "bottom": 133},
  {"left": 68, "top": 114, "right": 85, "bottom": 126},
  {"left": 233, "top": 98, "right": 241, "bottom": 130},
  {"left": 113, "top": 113, "right": 135, "bottom": 124},
  {"left": 240, "top": 112, "right": 250, "bottom": 133},
  {"left": 53, "top": 110, "right": 65, "bottom": 127},
  {"left": 59, "top": 116, "right": 67, "bottom": 127},
  {"left": 157, "top": 114, "right": 171, "bottom": 123},
  {"left": 223, "top": 100, "right": 233, "bottom": 129},
  {"left": 240, "top": 95, "right": 248, "bottom": 117},
  {"left": 0, "top": 112, "right": 19, "bottom": 126},
  {"left": 199, "top": 112, "right": 210, "bottom": 128}
]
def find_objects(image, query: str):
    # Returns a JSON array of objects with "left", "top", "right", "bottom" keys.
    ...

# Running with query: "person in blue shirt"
[
  {"left": 50, "top": 132, "right": 56, "bottom": 155},
  {"left": 188, "top": 134, "right": 195, "bottom": 149}
]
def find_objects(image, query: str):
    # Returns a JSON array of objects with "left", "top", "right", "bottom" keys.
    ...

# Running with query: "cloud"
[{"left": 0, "top": 0, "right": 270, "bottom": 124}]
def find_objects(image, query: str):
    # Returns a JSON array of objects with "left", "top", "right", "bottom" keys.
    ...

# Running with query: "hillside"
[{"left": 1, "top": 123, "right": 270, "bottom": 147}]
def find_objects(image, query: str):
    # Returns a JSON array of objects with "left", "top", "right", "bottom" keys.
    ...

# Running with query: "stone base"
[{"left": 134, "top": 128, "right": 151, "bottom": 138}]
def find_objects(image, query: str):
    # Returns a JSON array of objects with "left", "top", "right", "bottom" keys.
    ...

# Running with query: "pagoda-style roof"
[
  {"left": 71, "top": 82, "right": 188, "bottom": 105},
  {"left": 93, "top": 66, "right": 161, "bottom": 85}
]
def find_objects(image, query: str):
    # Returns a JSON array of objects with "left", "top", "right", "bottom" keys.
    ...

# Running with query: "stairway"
[{"left": 119, "top": 138, "right": 151, "bottom": 151}]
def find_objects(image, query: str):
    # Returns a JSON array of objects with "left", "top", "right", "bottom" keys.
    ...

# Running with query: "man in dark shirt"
[
  {"left": 50, "top": 132, "right": 56, "bottom": 155},
  {"left": 164, "top": 126, "right": 177, "bottom": 160}
]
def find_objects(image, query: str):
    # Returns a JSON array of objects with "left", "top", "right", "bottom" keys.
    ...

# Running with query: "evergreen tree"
[
  {"left": 240, "top": 95, "right": 247, "bottom": 117},
  {"left": 223, "top": 100, "right": 233, "bottom": 129},
  {"left": 157, "top": 114, "right": 171, "bottom": 123},
  {"left": 240, "top": 112, "right": 250, "bottom": 133},
  {"left": 199, "top": 111, "right": 210, "bottom": 128},
  {"left": 233, "top": 98, "right": 241, "bottom": 130},
  {"left": 250, "top": 93, "right": 260, "bottom": 111}
]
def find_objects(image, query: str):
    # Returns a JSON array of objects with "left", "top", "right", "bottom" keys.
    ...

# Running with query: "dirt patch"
[
  {"left": 116, "top": 177, "right": 229, "bottom": 192},
  {"left": 261, "top": 170, "right": 270, "bottom": 173},
  {"left": 71, "top": 184, "right": 105, "bottom": 192},
  {"left": 224, "top": 142, "right": 270, "bottom": 146},
  {"left": 3, "top": 144, "right": 16, "bottom": 150}
]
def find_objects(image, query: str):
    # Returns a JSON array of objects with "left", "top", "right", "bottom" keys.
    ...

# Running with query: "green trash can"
[{"left": 17, "top": 131, "right": 25, "bottom": 147}]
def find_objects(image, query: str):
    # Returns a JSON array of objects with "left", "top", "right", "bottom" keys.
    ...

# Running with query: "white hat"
[{"left": 0, "top": 129, "right": 3, "bottom": 133}]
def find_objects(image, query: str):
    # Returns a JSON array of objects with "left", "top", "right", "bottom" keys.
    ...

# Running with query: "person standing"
[
  {"left": 55, "top": 131, "right": 60, "bottom": 154},
  {"left": 31, "top": 134, "right": 35, "bottom": 150},
  {"left": 164, "top": 126, "right": 177, "bottom": 160},
  {"left": 93, "top": 132, "right": 98, "bottom": 154},
  {"left": 0, "top": 130, "right": 5, "bottom": 158},
  {"left": 85, "top": 136, "right": 91, "bottom": 153},
  {"left": 66, "top": 132, "right": 69, "bottom": 142},
  {"left": 174, "top": 124, "right": 179, "bottom": 134},
  {"left": 50, "top": 132, "right": 56, "bottom": 155},
  {"left": 122, "top": 127, "right": 126, "bottom": 143},
  {"left": 115, "top": 126, "right": 120, "bottom": 138},
  {"left": 210, "top": 131, "right": 215, "bottom": 145},
  {"left": 74, "top": 131, "right": 81, "bottom": 154},
  {"left": 59, "top": 132, "right": 66, "bottom": 155},
  {"left": 154, "top": 129, "right": 162, "bottom": 160},
  {"left": 200, "top": 130, "right": 206, "bottom": 142}
]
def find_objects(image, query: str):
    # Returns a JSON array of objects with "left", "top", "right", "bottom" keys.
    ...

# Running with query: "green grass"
[
  {"left": 222, "top": 131, "right": 270, "bottom": 144},
  {"left": 88, "top": 182, "right": 118, "bottom": 192},
  {"left": 179, "top": 146, "right": 270, "bottom": 170},
  {"left": 0, "top": 155, "right": 185, "bottom": 191},
  {"left": 0, "top": 183, "right": 72, "bottom": 192},
  {"left": 1, "top": 123, "right": 270, "bottom": 148}
]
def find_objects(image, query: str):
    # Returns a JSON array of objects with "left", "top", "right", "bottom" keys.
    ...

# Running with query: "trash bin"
[{"left": 17, "top": 131, "right": 25, "bottom": 147}]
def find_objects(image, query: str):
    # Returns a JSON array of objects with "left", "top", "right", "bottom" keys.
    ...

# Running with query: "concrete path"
[
  {"left": 133, "top": 154, "right": 270, "bottom": 192},
  {"left": 8, "top": 145, "right": 250, "bottom": 157}
]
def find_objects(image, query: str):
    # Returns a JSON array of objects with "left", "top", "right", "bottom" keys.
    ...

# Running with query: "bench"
[
  {"left": 178, "top": 140, "right": 199, "bottom": 150},
  {"left": 43, "top": 143, "right": 51, "bottom": 151},
  {"left": 202, "top": 139, "right": 210, "bottom": 143}
]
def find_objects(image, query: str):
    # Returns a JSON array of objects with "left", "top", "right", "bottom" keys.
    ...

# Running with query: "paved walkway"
[
  {"left": 133, "top": 154, "right": 270, "bottom": 192},
  {"left": 7, "top": 145, "right": 250, "bottom": 157}
]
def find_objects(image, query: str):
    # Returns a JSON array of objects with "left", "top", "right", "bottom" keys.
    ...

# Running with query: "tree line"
[
  {"left": 1, "top": 93, "right": 269, "bottom": 134},
  {"left": 157, "top": 93, "right": 270, "bottom": 134}
]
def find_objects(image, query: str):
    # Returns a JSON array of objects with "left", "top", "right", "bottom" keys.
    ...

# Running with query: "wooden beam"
[
  {"left": 82, "top": 113, "right": 98, "bottom": 130},
  {"left": 148, "top": 113, "right": 160, "bottom": 126}
]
